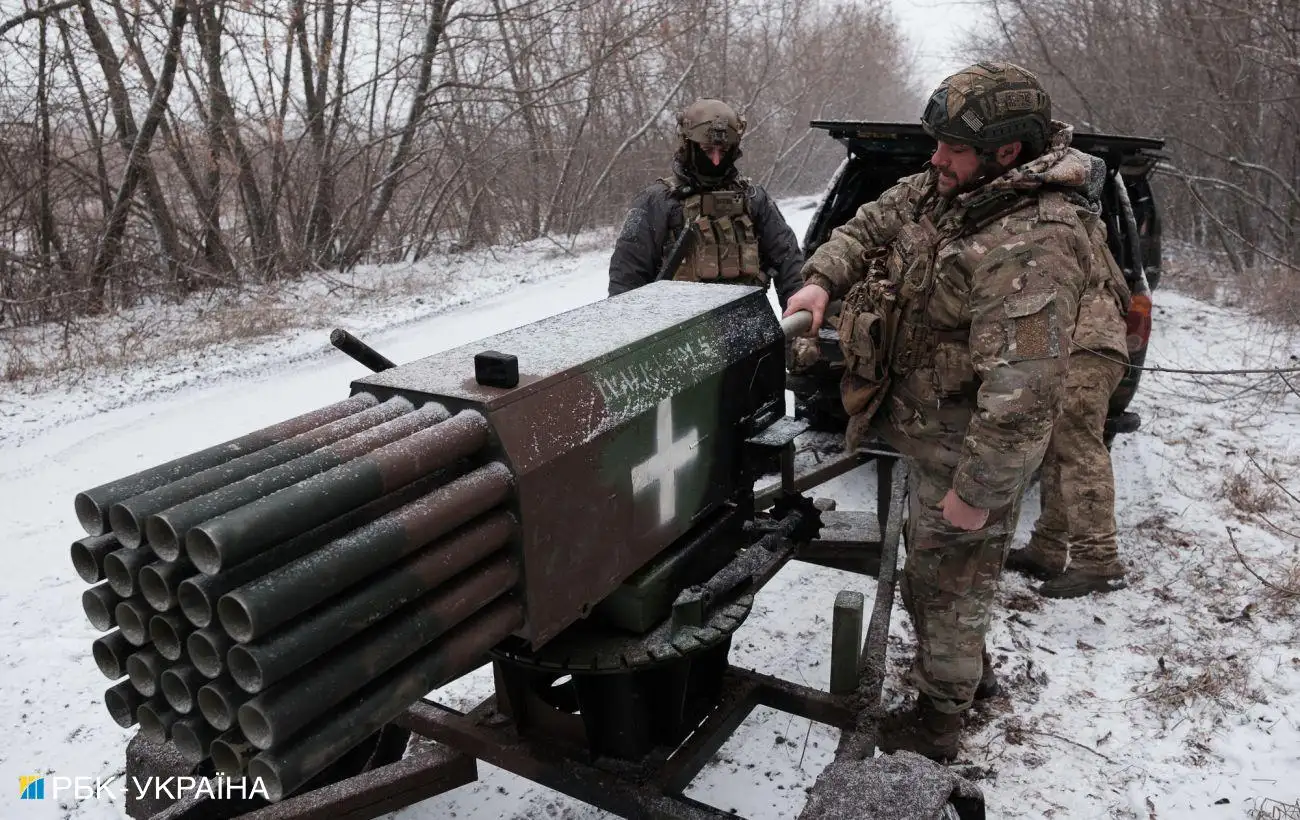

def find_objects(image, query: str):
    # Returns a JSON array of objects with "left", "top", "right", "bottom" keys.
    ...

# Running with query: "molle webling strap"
[
  {"left": 713, "top": 215, "right": 741, "bottom": 279},
  {"left": 671, "top": 188, "right": 763, "bottom": 284},
  {"left": 735, "top": 214, "right": 763, "bottom": 279}
]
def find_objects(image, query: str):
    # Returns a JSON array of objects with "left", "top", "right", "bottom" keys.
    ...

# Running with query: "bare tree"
[
  {"left": 966, "top": 0, "right": 1300, "bottom": 281},
  {"left": 0, "top": 0, "right": 917, "bottom": 331}
]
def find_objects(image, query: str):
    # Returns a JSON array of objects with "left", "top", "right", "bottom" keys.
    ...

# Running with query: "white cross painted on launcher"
[{"left": 630, "top": 399, "right": 700, "bottom": 528}]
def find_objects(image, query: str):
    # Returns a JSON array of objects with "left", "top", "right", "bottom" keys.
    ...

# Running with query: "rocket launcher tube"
[
  {"left": 82, "top": 583, "right": 122, "bottom": 631},
  {"left": 237, "top": 553, "right": 519, "bottom": 749},
  {"left": 198, "top": 676, "right": 249, "bottom": 731},
  {"left": 216, "top": 461, "right": 512, "bottom": 643},
  {"left": 112, "top": 395, "right": 413, "bottom": 554},
  {"left": 146, "top": 399, "right": 447, "bottom": 564},
  {"left": 114, "top": 599, "right": 154, "bottom": 646},
  {"left": 171, "top": 715, "right": 221, "bottom": 764},
  {"left": 159, "top": 664, "right": 204, "bottom": 714},
  {"left": 93, "top": 630, "right": 136, "bottom": 680},
  {"left": 248, "top": 597, "right": 523, "bottom": 802},
  {"left": 74, "top": 393, "right": 379, "bottom": 536},
  {"left": 126, "top": 647, "right": 167, "bottom": 696},
  {"left": 176, "top": 472, "right": 446, "bottom": 628},
  {"left": 149, "top": 611, "right": 194, "bottom": 660},
  {"left": 188, "top": 410, "right": 493, "bottom": 576},
  {"left": 104, "top": 545, "right": 154, "bottom": 598},
  {"left": 187, "top": 626, "right": 233, "bottom": 679},
  {"left": 113, "top": 399, "right": 414, "bottom": 554},
  {"left": 139, "top": 557, "right": 195, "bottom": 612},
  {"left": 210, "top": 729, "right": 258, "bottom": 776},
  {"left": 137, "top": 700, "right": 181, "bottom": 743},
  {"left": 71, "top": 533, "right": 120, "bottom": 584},
  {"left": 226, "top": 511, "right": 517, "bottom": 694},
  {"left": 105, "top": 679, "right": 144, "bottom": 728}
]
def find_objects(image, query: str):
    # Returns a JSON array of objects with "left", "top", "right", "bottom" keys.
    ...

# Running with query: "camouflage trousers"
[
  {"left": 899, "top": 455, "right": 1022, "bottom": 715},
  {"left": 1029, "top": 352, "right": 1126, "bottom": 570}
]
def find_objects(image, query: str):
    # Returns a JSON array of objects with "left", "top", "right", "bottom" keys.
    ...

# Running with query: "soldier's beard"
[{"left": 946, "top": 154, "right": 1015, "bottom": 198}]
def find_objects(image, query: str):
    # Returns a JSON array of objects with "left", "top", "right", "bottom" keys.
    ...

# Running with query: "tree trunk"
[
  {"left": 89, "top": 0, "right": 189, "bottom": 289},
  {"left": 193, "top": 0, "right": 283, "bottom": 277},
  {"left": 78, "top": 0, "right": 186, "bottom": 301},
  {"left": 340, "top": 0, "right": 454, "bottom": 269}
]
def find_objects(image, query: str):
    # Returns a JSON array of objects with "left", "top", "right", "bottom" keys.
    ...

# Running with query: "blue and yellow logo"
[{"left": 19, "top": 776, "right": 45, "bottom": 800}]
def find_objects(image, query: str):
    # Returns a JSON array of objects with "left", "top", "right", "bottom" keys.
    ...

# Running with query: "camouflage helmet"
[
  {"left": 677, "top": 99, "right": 746, "bottom": 149},
  {"left": 921, "top": 61, "right": 1051, "bottom": 155}
]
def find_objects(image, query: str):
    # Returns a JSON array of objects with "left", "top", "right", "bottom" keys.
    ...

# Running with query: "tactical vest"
[
  {"left": 837, "top": 207, "right": 943, "bottom": 444},
  {"left": 662, "top": 179, "right": 765, "bottom": 286}
]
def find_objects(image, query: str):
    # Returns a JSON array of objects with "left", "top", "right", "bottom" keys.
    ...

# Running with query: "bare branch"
[
  {"left": 1226, "top": 526, "right": 1300, "bottom": 597},
  {"left": 0, "top": 0, "right": 79, "bottom": 40}
]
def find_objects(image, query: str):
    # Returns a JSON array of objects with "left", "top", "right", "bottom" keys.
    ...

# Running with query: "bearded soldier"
[
  {"left": 783, "top": 61, "right": 1130, "bottom": 760},
  {"left": 608, "top": 99, "right": 805, "bottom": 308}
]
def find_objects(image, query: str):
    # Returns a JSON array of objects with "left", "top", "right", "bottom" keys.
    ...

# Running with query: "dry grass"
[
  {"left": 1222, "top": 470, "right": 1283, "bottom": 516},
  {"left": 0, "top": 261, "right": 458, "bottom": 389},
  {"left": 1115, "top": 509, "right": 1297, "bottom": 734},
  {"left": 0, "top": 300, "right": 303, "bottom": 388},
  {"left": 1164, "top": 245, "right": 1300, "bottom": 330},
  {"left": 0, "top": 231, "right": 605, "bottom": 390},
  {"left": 1219, "top": 458, "right": 1300, "bottom": 615},
  {"left": 1132, "top": 641, "right": 1263, "bottom": 718}
]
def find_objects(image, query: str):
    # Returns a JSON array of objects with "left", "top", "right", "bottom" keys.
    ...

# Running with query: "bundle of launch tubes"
[{"left": 69, "top": 392, "right": 525, "bottom": 802}]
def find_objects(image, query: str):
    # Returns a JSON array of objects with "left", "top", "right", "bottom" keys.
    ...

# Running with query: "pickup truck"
[{"left": 787, "top": 121, "right": 1167, "bottom": 445}]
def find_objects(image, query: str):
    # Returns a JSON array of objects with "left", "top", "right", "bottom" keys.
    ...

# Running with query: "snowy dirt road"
[{"left": 2, "top": 198, "right": 1298, "bottom": 820}]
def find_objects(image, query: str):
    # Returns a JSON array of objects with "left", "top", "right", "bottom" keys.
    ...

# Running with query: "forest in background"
[
  {"left": 3, "top": 0, "right": 1296, "bottom": 335},
  {"left": 967, "top": 0, "right": 1299, "bottom": 319},
  {"left": 0, "top": 0, "right": 917, "bottom": 326}
]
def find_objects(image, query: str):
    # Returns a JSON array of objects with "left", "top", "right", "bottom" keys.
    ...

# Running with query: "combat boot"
[
  {"left": 877, "top": 696, "right": 963, "bottom": 762},
  {"left": 1004, "top": 540, "right": 1067, "bottom": 581},
  {"left": 1038, "top": 561, "right": 1127, "bottom": 598},
  {"left": 975, "top": 647, "right": 1000, "bottom": 700}
]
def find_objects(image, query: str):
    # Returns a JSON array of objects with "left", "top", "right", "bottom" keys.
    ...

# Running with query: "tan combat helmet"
[
  {"left": 677, "top": 99, "right": 747, "bottom": 151},
  {"left": 921, "top": 61, "right": 1052, "bottom": 155}
]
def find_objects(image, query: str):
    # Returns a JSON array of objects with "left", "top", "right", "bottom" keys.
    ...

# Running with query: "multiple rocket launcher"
[{"left": 69, "top": 282, "right": 790, "bottom": 802}]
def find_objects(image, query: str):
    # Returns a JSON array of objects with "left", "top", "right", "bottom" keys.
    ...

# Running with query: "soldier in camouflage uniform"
[
  {"left": 607, "top": 99, "right": 805, "bottom": 308},
  {"left": 782, "top": 61, "right": 1127, "bottom": 761},
  {"left": 1006, "top": 293, "right": 1130, "bottom": 598}
]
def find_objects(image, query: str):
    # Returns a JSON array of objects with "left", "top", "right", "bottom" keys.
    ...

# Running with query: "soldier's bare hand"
[
  {"left": 940, "top": 488, "right": 989, "bottom": 531},
  {"left": 783, "top": 283, "right": 830, "bottom": 336}
]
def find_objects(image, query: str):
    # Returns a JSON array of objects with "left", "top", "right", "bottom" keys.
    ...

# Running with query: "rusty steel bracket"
[{"left": 399, "top": 664, "right": 856, "bottom": 820}]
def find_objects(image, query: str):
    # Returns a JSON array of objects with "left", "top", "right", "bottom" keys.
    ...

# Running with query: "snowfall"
[{"left": 2, "top": 197, "right": 1298, "bottom": 820}]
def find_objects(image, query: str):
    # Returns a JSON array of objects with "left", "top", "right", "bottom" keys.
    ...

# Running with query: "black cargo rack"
[{"left": 809, "top": 120, "right": 1166, "bottom": 173}]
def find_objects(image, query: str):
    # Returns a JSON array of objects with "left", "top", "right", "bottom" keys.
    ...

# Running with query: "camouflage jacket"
[
  {"left": 608, "top": 164, "right": 806, "bottom": 309},
  {"left": 802, "top": 123, "right": 1127, "bottom": 510}
]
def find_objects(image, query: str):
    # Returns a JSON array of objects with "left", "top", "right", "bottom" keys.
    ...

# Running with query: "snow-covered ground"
[{"left": 2, "top": 197, "right": 1298, "bottom": 820}]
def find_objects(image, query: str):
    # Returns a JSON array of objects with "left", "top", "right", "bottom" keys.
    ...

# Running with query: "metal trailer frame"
[{"left": 140, "top": 444, "right": 905, "bottom": 820}]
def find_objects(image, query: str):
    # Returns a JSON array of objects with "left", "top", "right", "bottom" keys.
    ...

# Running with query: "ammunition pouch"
[
  {"left": 838, "top": 257, "right": 897, "bottom": 443},
  {"left": 667, "top": 184, "right": 766, "bottom": 287},
  {"left": 836, "top": 217, "right": 941, "bottom": 449}
]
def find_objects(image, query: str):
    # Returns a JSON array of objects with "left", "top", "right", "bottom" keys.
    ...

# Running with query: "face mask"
[{"left": 687, "top": 142, "right": 737, "bottom": 181}]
